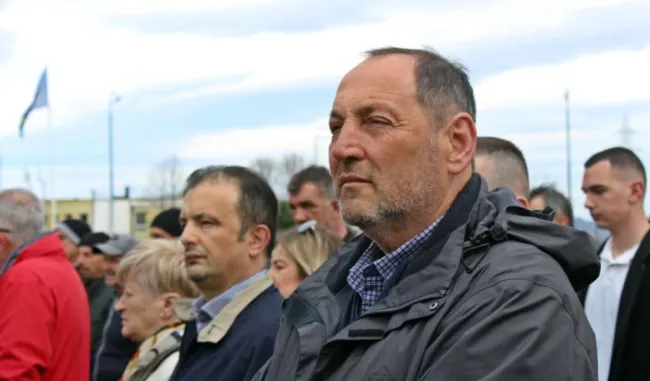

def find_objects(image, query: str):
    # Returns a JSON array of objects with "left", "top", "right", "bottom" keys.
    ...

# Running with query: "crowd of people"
[{"left": 0, "top": 46, "right": 649, "bottom": 381}]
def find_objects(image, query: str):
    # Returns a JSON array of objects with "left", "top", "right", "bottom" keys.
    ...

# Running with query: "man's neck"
[
  {"left": 199, "top": 264, "right": 264, "bottom": 302},
  {"left": 366, "top": 174, "right": 468, "bottom": 253},
  {"left": 610, "top": 211, "right": 650, "bottom": 258},
  {"left": 331, "top": 218, "right": 349, "bottom": 241}
]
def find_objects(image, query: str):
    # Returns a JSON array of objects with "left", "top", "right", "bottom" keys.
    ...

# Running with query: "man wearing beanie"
[
  {"left": 149, "top": 207, "right": 182, "bottom": 239},
  {"left": 56, "top": 218, "right": 92, "bottom": 263}
]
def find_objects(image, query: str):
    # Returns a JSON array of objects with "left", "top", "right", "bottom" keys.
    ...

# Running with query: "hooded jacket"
[
  {"left": 253, "top": 175, "right": 600, "bottom": 381},
  {"left": 0, "top": 233, "right": 90, "bottom": 381}
]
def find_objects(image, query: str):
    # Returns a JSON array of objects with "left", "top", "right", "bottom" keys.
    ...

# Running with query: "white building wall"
[{"left": 92, "top": 199, "right": 131, "bottom": 234}]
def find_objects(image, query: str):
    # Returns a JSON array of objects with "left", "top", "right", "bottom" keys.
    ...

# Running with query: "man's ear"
[
  {"left": 517, "top": 196, "right": 529, "bottom": 209},
  {"left": 330, "top": 199, "right": 341, "bottom": 213},
  {"left": 247, "top": 224, "right": 271, "bottom": 259},
  {"left": 442, "top": 112, "right": 477, "bottom": 175}
]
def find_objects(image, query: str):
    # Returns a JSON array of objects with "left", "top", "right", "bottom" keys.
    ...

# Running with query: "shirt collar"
[{"left": 192, "top": 270, "right": 267, "bottom": 326}]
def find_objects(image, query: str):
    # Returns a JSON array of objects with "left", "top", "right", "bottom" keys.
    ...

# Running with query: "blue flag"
[{"left": 19, "top": 69, "right": 49, "bottom": 138}]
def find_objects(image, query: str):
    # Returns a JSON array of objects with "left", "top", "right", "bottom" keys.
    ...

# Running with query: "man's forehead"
[
  {"left": 290, "top": 182, "right": 326, "bottom": 201},
  {"left": 338, "top": 55, "right": 417, "bottom": 94}
]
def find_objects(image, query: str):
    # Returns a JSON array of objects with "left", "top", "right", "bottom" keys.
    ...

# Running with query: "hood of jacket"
[
  {"left": 1, "top": 233, "right": 66, "bottom": 276},
  {"left": 466, "top": 177, "right": 600, "bottom": 291}
]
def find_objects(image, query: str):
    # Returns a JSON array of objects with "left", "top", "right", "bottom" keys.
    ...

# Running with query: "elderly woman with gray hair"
[{"left": 114, "top": 239, "right": 199, "bottom": 381}]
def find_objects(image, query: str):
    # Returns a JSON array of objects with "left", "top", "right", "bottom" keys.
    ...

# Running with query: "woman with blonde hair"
[
  {"left": 269, "top": 220, "right": 342, "bottom": 298},
  {"left": 115, "top": 239, "right": 199, "bottom": 381}
]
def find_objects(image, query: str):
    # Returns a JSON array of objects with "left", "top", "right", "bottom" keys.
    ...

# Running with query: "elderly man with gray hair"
[{"left": 0, "top": 188, "right": 90, "bottom": 381}]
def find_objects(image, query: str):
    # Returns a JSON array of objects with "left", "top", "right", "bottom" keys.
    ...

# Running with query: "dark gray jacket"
[{"left": 253, "top": 175, "right": 600, "bottom": 381}]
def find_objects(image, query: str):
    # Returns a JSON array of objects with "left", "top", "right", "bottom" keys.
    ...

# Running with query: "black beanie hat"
[
  {"left": 150, "top": 208, "right": 182, "bottom": 238},
  {"left": 56, "top": 218, "right": 92, "bottom": 245}
]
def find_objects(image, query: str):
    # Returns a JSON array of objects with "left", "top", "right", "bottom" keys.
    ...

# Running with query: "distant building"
[{"left": 43, "top": 197, "right": 178, "bottom": 240}]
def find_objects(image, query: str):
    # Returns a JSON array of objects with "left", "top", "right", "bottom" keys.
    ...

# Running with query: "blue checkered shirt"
[
  {"left": 192, "top": 270, "right": 266, "bottom": 333},
  {"left": 347, "top": 216, "right": 444, "bottom": 315}
]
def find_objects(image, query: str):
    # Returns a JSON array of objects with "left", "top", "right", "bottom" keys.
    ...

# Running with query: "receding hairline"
[
  {"left": 584, "top": 147, "right": 646, "bottom": 185},
  {"left": 361, "top": 46, "right": 477, "bottom": 124}
]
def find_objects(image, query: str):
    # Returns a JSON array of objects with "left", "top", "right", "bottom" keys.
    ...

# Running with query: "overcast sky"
[{"left": 0, "top": 0, "right": 649, "bottom": 218}]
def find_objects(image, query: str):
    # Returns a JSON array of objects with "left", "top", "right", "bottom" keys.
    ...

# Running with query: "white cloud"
[
  {"left": 178, "top": 118, "right": 331, "bottom": 164},
  {"left": 475, "top": 45, "right": 650, "bottom": 110},
  {"left": 1, "top": 0, "right": 644, "bottom": 136}
]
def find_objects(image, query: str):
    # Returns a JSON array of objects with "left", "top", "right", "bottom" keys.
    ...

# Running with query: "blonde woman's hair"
[
  {"left": 276, "top": 225, "right": 342, "bottom": 278},
  {"left": 117, "top": 239, "right": 199, "bottom": 298}
]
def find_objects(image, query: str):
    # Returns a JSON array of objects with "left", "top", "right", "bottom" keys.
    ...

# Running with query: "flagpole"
[{"left": 47, "top": 105, "right": 57, "bottom": 229}]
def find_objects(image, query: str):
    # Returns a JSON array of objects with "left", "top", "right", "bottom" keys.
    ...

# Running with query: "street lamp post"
[{"left": 108, "top": 94, "right": 121, "bottom": 234}]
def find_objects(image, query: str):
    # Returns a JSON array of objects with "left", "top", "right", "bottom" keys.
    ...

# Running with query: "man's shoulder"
[
  {"left": 3, "top": 256, "right": 74, "bottom": 287},
  {"left": 475, "top": 240, "right": 578, "bottom": 297},
  {"left": 240, "top": 287, "right": 283, "bottom": 329}
]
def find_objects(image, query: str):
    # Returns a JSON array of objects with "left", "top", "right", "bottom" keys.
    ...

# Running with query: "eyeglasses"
[
  {"left": 0, "top": 228, "right": 11, "bottom": 233},
  {"left": 297, "top": 220, "right": 317, "bottom": 234}
]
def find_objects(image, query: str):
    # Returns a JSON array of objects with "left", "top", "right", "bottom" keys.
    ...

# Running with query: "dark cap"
[{"left": 79, "top": 232, "right": 110, "bottom": 247}]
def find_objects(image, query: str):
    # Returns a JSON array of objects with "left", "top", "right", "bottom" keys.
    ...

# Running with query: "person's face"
[
  {"left": 328, "top": 54, "right": 473, "bottom": 229},
  {"left": 180, "top": 181, "right": 268, "bottom": 291},
  {"left": 582, "top": 160, "right": 644, "bottom": 230},
  {"left": 269, "top": 244, "right": 304, "bottom": 299},
  {"left": 114, "top": 277, "right": 176, "bottom": 342},
  {"left": 149, "top": 227, "right": 174, "bottom": 239},
  {"left": 288, "top": 183, "right": 339, "bottom": 229},
  {"left": 76, "top": 245, "right": 106, "bottom": 280},
  {"left": 103, "top": 254, "right": 125, "bottom": 286}
]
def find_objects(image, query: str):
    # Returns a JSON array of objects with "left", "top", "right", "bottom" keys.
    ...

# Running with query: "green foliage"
[{"left": 278, "top": 201, "right": 295, "bottom": 231}]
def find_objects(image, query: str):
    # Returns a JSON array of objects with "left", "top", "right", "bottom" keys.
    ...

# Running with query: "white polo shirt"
[{"left": 585, "top": 239, "right": 639, "bottom": 381}]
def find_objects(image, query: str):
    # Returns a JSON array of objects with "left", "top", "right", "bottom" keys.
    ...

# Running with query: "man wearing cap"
[
  {"left": 150, "top": 207, "right": 182, "bottom": 239},
  {"left": 76, "top": 232, "right": 116, "bottom": 362},
  {"left": 92, "top": 234, "right": 140, "bottom": 381},
  {"left": 56, "top": 218, "right": 92, "bottom": 263},
  {"left": 95, "top": 234, "right": 139, "bottom": 289}
]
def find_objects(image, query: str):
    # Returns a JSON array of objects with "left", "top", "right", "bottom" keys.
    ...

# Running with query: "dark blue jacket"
[
  {"left": 171, "top": 277, "right": 282, "bottom": 381},
  {"left": 92, "top": 303, "right": 139, "bottom": 381}
]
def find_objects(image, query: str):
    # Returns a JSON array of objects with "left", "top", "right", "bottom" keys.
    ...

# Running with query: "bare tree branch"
[
  {"left": 279, "top": 153, "right": 306, "bottom": 182},
  {"left": 249, "top": 157, "right": 277, "bottom": 183},
  {"left": 146, "top": 154, "right": 184, "bottom": 208}
]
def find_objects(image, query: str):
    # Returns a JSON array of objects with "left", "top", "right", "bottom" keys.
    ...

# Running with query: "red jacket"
[{"left": 0, "top": 233, "right": 90, "bottom": 381}]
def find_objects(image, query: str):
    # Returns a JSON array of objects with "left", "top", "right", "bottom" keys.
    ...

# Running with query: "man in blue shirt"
[{"left": 171, "top": 165, "right": 282, "bottom": 381}]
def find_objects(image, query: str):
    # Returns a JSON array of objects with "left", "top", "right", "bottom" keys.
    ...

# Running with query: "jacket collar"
[
  {"left": 285, "top": 175, "right": 487, "bottom": 334},
  {"left": 172, "top": 274, "right": 273, "bottom": 344},
  {"left": 1, "top": 233, "right": 64, "bottom": 276}
]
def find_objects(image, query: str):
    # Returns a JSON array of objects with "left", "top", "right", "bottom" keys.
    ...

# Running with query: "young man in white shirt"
[{"left": 581, "top": 146, "right": 650, "bottom": 381}]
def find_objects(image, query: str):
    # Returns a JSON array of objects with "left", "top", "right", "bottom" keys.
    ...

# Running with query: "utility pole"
[
  {"left": 108, "top": 94, "right": 121, "bottom": 235},
  {"left": 618, "top": 114, "right": 635, "bottom": 149}
]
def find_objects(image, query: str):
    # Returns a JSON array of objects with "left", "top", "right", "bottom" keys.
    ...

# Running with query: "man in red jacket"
[{"left": 0, "top": 189, "right": 90, "bottom": 381}]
